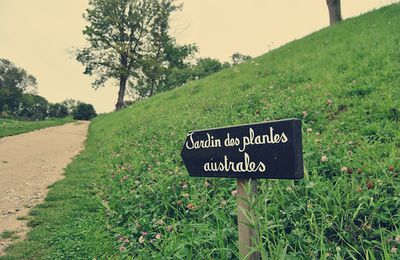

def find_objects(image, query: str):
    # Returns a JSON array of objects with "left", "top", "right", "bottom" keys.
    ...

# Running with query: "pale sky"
[{"left": 0, "top": 0, "right": 397, "bottom": 113}]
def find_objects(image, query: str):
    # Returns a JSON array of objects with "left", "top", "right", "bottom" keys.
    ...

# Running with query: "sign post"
[
  {"left": 181, "top": 118, "right": 304, "bottom": 259},
  {"left": 237, "top": 179, "right": 259, "bottom": 260}
]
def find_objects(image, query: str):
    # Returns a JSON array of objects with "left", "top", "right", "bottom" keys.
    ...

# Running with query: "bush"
[
  {"left": 48, "top": 103, "right": 69, "bottom": 118},
  {"left": 72, "top": 103, "right": 97, "bottom": 120}
]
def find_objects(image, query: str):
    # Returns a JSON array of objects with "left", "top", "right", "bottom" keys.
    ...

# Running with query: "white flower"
[
  {"left": 139, "top": 236, "right": 145, "bottom": 244},
  {"left": 321, "top": 155, "right": 328, "bottom": 163}
]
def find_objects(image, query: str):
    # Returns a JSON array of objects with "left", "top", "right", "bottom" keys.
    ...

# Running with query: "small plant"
[{"left": 1, "top": 230, "right": 18, "bottom": 240}]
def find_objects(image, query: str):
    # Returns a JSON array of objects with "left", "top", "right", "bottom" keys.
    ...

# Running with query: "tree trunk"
[
  {"left": 115, "top": 54, "right": 128, "bottom": 111},
  {"left": 149, "top": 79, "right": 155, "bottom": 97},
  {"left": 326, "top": 0, "right": 342, "bottom": 25},
  {"left": 115, "top": 75, "right": 127, "bottom": 111}
]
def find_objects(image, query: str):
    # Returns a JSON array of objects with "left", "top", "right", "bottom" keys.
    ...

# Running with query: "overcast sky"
[{"left": 0, "top": 0, "right": 397, "bottom": 113}]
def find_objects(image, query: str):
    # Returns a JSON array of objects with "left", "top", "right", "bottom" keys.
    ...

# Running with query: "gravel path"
[{"left": 0, "top": 121, "right": 89, "bottom": 255}]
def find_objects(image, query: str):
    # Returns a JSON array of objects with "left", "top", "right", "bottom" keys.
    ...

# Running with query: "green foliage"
[
  {"left": 0, "top": 58, "right": 37, "bottom": 115},
  {"left": 161, "top": 66, "right": 193, "bottom": 90},
  {"left": 129, "top": 55, "right": 235, "bottom": 101},
  {"left": 18, "top": 94, "right": 49, "bottom": 120},
  {"left": 193, "top": 58, "right": 227, "bottom": 78},
  {"left": 5, "top": 4, "right": 400, "bottom": 259},
  {"left": 77, "top": 0, "right": 185, "bottom": 110},
  {"left": 131, "top": 40, "right": 197, "bottom": 98},
  {"left": 72, "top": 103, "right": 97, "bottom": 120},
  {"left": 0, "top": 58, "right": 73, "bottom": 121},
  {"left": 155, "top": 57, "right": 230, "bottom": 96},
  {"left": 61, "top": 99, "right": 80, "bottom": 114},
  {"left": 0, "top": 58, "right": 37, "bottom": 93},
  {"left": 77, "top": 0, "right": 157, "bottom": 86},
  {"left": 129, "top": 0, "right": 197, "bottom": 98},
  {"left": 0, "top": 85, "right": 22, "bottom": 116},
  {"left": 48, "top": 103, "right": 69, "bottom": 118}
]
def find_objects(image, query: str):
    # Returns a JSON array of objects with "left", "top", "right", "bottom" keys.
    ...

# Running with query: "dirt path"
[{"left": 0, "top": 121, "right": 90, "bottom": 255}]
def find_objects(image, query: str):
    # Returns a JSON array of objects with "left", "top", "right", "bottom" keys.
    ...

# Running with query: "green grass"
[
  {"left": 1, "top": 145, "right": 117, "bottom": 259},
  {"left": 4, "top": 4, "right": 400, "bottom": 259},
  {"left": 0, "top": 117, "right": 74, "bottom": 138},
  {"left": 0, "top": 231, "right": 18, "bottom": 240}
]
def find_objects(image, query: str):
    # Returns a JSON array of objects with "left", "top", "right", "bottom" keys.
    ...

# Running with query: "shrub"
[{"left": 72, "top": 103, "right": 97, "bottom": 120}]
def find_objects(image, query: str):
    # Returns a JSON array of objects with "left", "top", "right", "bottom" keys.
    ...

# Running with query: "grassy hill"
[{"left": 4, "top": 4, "right": 400, "bottom": 259}]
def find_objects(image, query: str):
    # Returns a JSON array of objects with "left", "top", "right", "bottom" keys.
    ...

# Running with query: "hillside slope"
[{"left": 5, "top": 4, "right": 400, "bottom": 259}]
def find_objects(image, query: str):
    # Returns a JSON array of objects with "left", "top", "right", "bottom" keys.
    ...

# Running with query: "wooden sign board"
[{"left": 181, "top": 119, "right": 303, "bottom": 179}]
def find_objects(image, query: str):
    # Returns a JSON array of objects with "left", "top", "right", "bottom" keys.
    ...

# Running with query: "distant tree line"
[
  {"left": 127, "top": 53, "right": 251, "bottom": 102},
  {"left": 0, "top": 58, "right": 96, "bottom": 121}
]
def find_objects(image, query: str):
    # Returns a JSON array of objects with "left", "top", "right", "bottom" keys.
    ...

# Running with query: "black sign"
[{"left": 181, "top": 119, "right": 303, "bottom": 179}]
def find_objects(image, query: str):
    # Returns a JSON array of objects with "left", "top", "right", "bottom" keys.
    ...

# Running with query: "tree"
[
  {"left": 134, "top": 56, "right": 228, "bottom": 98},
  {"left": 161, "top": 66, "right": 193, "bottom": 92},
  {"left": 0, "top": 59, "right": 37, "bottom": 115},
  {"left": 0, "top": 59, "right": 37, "bottom": 92},
  {"left": 129, "top": 0, "right": 197, "bottom": 98},
  {"left": 0, "top": 84, "right": 22, "bottom": 116},
  {"left": 132, "top": 41, "right": 197, "bottom": 98},
  {"left": 61, "top": 99, "right": 80, "bottom": 114},
  {"left": 193, "top": 58, "right": 228, "bottom": 78},
  {"left": 49, "top": 103, "right": 69, "bottom": 118},
  {"left": 72, "top": 103, "right": 97, "bottom": 120},
  {"left": 326, "top": 0, "right": 342, "bottom": 25},
  {"left": 19, "top": 94, "right": 49, "bottom": 120},
  {"left": 77, "top": 0, "right": 180, "bottom": 111}
]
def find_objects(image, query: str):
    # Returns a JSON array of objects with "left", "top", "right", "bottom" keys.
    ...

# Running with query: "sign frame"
[{"left": 181, "top": 118, "right": 304, "bottom": 180}]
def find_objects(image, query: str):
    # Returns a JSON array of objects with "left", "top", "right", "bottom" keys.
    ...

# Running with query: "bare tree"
[{"left": 326, "top": 0, "right": 342, "bottom": 25}]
